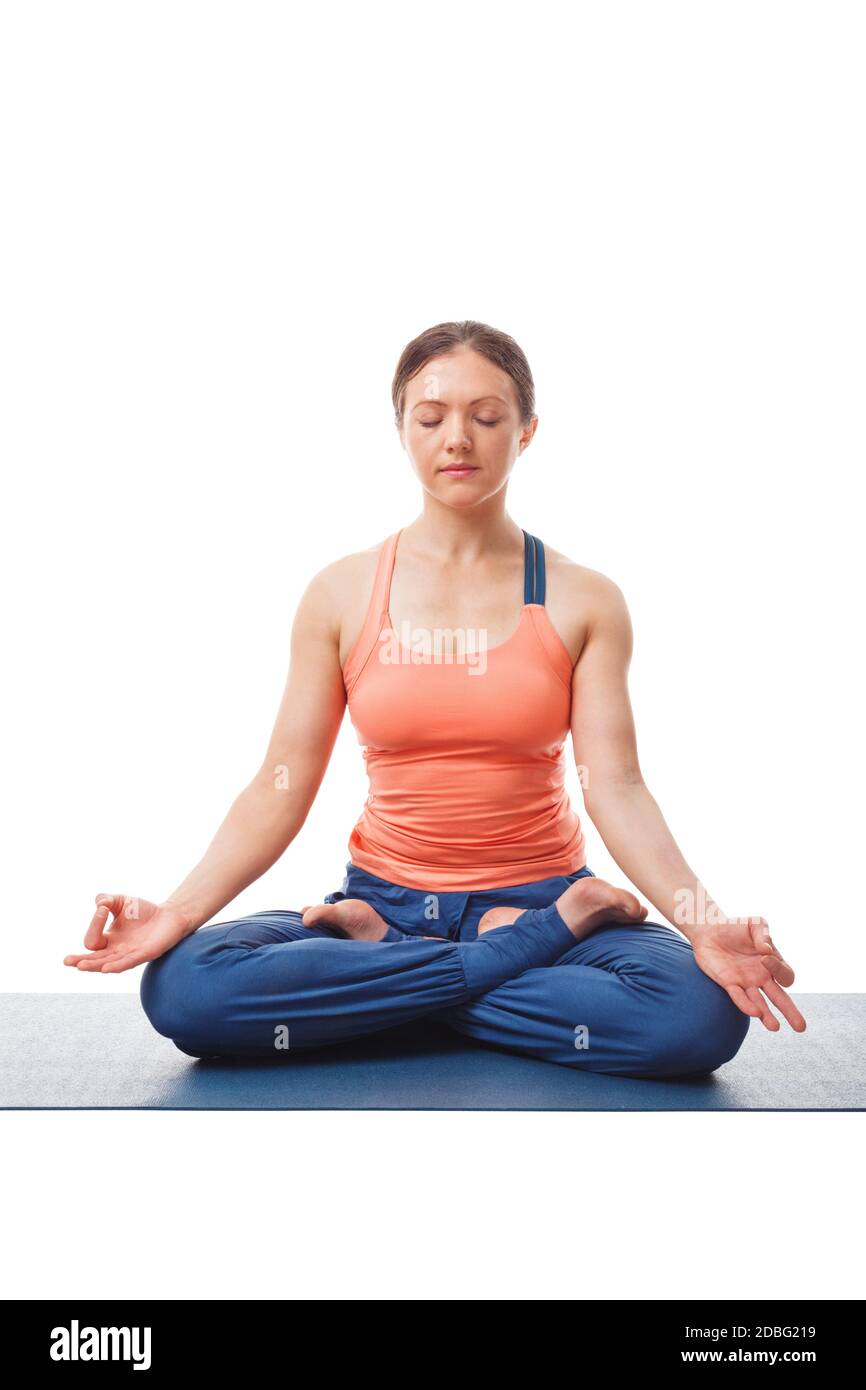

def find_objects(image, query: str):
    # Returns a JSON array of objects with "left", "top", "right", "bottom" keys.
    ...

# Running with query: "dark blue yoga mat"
[{"left": 1, "top": 993, "right": 863, "bottom": 1110}]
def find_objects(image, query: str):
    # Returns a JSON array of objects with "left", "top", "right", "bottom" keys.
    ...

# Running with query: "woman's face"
[{"left": 399, "top": 348, "right": 537, "bottom": 507}]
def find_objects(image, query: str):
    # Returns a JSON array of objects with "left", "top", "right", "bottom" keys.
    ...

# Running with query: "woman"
[{"left": 64, "top": 320, "right": 806, "bottom": 1076}]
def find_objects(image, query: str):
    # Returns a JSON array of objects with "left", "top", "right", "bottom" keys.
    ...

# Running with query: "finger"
[
  {"left": 727, "top": 984, "right": 764, "bottom": 1019},
  {"left": 83, "top": 907, "right": 111, "bottom": 951},
  {"left": 74, "top": 947, "right": 129, "bottom": 968},
  {"left": 746, "top": 985, "right": 780, "bottom": 1031},
  {"left": 758, "top": 976, "right": 807, "bottom": 1033},
  {"left": 74, "top": 954, "right": 126, "bottom": 971},
  {"left": 64, "top": 950, "right": 117, "bottom": 966},
  {"left": 85, "top": 895, "right": 124, "bottom": 950},
  {"left": 748, "top": 916, "right": 786, "bottom": 962},
  {"left": 758, "top": 952, "right": 795, "bottom": 988},
  {"left": 76, "top": 943, "right": 144, "bottom": 972},
  {"left": 749, "top": 917, "right": 795, "bottom": 981},
  {"left": 756, "top": 937, "right": 790, "bottom": 968},
  {"left": 95, "top": 893, "right": 126, "bottom": 912},
  {"left": 100, "top": 952, "right": 150, "bottom": 973}
]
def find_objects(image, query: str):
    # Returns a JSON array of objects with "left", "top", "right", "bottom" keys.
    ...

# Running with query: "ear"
[{"left": 518, "top": 415, "right": 539, "bottom": 453}]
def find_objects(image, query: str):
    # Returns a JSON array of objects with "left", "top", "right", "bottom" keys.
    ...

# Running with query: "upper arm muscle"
[
  {"left": 570, "top": 576, "right": 643, "bottom": 796},
  {"left": 254, "top": 566, "right": 348, "bottom": 817}
]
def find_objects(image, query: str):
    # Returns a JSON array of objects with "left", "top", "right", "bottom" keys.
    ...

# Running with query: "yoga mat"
[{"left": 1, "top": 993, "right": 862, "bottom": 1111}]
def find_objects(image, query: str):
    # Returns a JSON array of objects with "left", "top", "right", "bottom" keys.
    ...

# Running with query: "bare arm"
[
  {"left": 162, "top": 567, "right": 348, "bottom": 931},
  {"left": 569, "top": 575, "right": 804, "bottom": 1032},
  {"left": 570, "top": 575, "right": 727, "bottom": 941}
]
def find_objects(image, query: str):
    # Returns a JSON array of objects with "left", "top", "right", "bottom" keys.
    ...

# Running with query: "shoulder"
[
  {"left": 307, "top": 537, "right": 387, "bottom": 602},
  {"left": 543, "top": 541, "right": 630, "bottom": 624},
  {"left": 293, "top": 536, "right": 389, "bottom": 640}
]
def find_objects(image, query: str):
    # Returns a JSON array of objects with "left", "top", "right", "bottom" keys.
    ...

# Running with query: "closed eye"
[{"left": 419, "top": 419, "right": 499, "bottom": 429}]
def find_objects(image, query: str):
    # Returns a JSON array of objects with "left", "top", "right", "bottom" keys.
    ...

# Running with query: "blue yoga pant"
[{"left": 140, "top": 863, "right": 751, "bottom": 1078}]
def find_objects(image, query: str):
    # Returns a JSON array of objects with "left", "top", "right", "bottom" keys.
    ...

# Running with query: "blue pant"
[{"left": 140, "top": 863, "right": 751, "bottom": 1077}]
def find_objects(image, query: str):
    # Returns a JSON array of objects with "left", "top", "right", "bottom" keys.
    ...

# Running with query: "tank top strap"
[
  {"left": 342, "top": 530, "right": 402, "bottom": 696},
  {"left": 372, "top": 527, "right": 402, "bottom": 618},
  {"left": 522, "top": 530, "right": 546, "bottom": 605}
]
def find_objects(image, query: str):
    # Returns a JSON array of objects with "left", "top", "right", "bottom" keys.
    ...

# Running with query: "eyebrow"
[{"left": 411, "top": 396, "right": 508, "bottom": 411}]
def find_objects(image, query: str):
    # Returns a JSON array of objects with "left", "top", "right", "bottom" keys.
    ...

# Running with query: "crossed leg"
[
  {"left": 435, "top": 919, "right": 752, "bottom": 1077},
  {"left": 139, "top": 896, "right": 593, "bottom": 1060},
  {"left": 140, "top": 894, "right": 750, "bottom": 1077}
]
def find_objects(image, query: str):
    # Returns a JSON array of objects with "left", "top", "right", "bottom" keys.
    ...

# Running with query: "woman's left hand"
[{"left": 690, "top": 916, "right": 807, "bottom": 1032}]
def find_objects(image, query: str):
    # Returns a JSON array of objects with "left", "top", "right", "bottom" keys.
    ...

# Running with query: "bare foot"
[
  {"left": 477, "top": 906, "right": 526, "bottom": 934},
  {"left": 300, "top": 898, "right": 390, "bottom": 942},
  {"left": 477, "top": 878, "right": 648, "bottom": 944}
]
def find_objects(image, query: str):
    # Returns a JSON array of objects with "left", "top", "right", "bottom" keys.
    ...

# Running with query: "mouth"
[{"left": 440, "top": 464, "right": 478, "bottom": 476}]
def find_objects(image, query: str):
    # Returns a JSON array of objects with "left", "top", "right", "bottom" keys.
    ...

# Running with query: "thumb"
[{"left": 85, "top": 894, "right": 125, "bottom": 949}]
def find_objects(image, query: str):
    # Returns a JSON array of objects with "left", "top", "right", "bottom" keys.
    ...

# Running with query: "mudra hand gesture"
[{"left": 691, "top": 914, "right": 806, "bottom": 1032}]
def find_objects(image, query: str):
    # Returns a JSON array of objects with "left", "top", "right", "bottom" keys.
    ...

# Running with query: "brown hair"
[{"left": 391, "top": 320, "right": 536, "bottom": 430}]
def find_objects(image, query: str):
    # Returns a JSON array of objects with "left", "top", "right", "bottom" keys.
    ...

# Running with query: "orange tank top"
[{"left": 341, "top": 528, "right": 586, "bottom": 891}]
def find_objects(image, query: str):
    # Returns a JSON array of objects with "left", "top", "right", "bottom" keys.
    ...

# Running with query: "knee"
[
  {"left": 140, "top": 934, "right": 210, "bottom": 1042},
  {"left": 693, "top": 993, "right": 750, "bottom": 1073},
  {"left": 655, "top": 976, "right": 751, "bottom": 1077}
]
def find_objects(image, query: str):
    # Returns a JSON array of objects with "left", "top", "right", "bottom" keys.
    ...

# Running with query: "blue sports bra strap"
[
  {"left": 522, "top": 530, "right": 534, "bottom": 603},
  {"left": 535, "top": 534, "right": 546, "bottom": 605},
  {"left": 522, "top": 531, "right": 546, "bottom": 605}
]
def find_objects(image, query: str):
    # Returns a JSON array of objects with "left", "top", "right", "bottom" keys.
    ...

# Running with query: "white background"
[{"left": 1, "top": 1, "right": 863, "bottom": 1302}]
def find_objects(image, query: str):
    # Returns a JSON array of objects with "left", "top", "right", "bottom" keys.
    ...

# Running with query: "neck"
[{"left": 404, "top": 498, "right": 523, "bottom": 561}]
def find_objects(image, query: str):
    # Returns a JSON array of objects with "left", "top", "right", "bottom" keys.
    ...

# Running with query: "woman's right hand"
[{"left": 64, "top": 894, "right": 195, "bottom": 974}]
